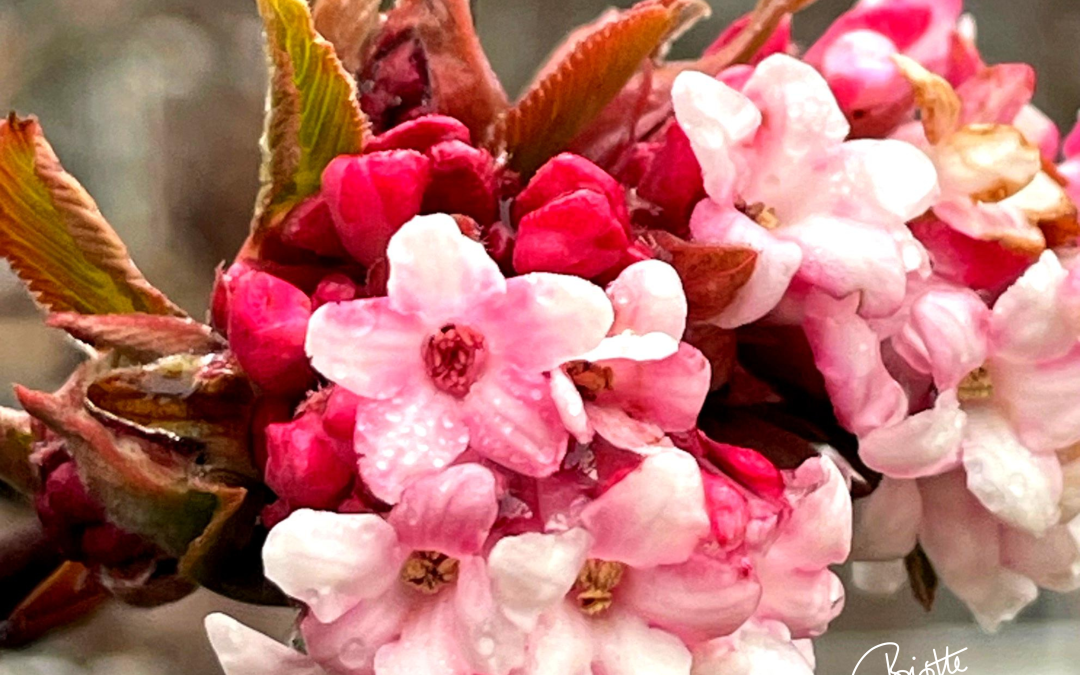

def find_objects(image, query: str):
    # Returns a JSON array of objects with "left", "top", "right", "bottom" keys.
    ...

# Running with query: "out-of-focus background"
[{"left": 2, "top": 0, "right": 1080, "bottom": 672}]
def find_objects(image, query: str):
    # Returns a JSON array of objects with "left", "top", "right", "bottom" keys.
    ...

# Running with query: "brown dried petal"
[{"left": 893, "top": 54, "right": 962, "bottom": 145}]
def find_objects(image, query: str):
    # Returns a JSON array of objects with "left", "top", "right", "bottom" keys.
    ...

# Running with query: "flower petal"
[
  {"left": 306, "top": 298, "right": 426, "bottom": 400},
  {"left": 585, "top": 403, "right": 667, "bottom": 451},
  {"left": 453, "top": 557, "right": 528, "bottom": 675},
  {"left": 1002, "top": 517, "right": 1080, "bottom": 593},
  {"left": 620, "top": 552, "right": 762, "bottom": 645},
  {"left": 581, "top": 449, "right": 710, "bottom": 567},
  {"left": 488, "top": 529, "right": 591, "bottom": 631},
  {"left": 593, "top": 611, "right": 694, "bottom": 675},
  {"left": 753, "top": 567, "right": 844, "bottom": 639},
  {"left": 263, "top": 510, "right": 404, "bottom": 623},
  {"left": 373, "top": 594, "right": 472, "bottom": 675},
  {"left": 689, "top": 201, "right": 802, "bottom": 329},
  {"left": 386, "top": 214, "right": 507, "bottom": 322},
  {"left": 356, "top": 385, "right": 470, "bottom": 504},
  {"left": 690, "top": 620, "right": 814, "bottom": 675},
  {"left": 802, "top": 293, "right": 908, "bottom": 437},
  {"left": 479, "top": 274, "right": 614, "bottom": 372},
  {"left": 300, "top": 584, "right": 412, "bottom": 675},
  {"left": 206, "top": 614, "right": 324, "bottom": 675},
  {"left": 918, "top": 470, "right": 1039, "bottom": 631},
  {"left": 859, "top": 391, "right": 966, "bottom": 479},
  {"left": 991, "top": 250, "right": 1077, "bottom": 363},
  {"left": 591, "top": 344, "right": 711, "bottom": 438},
  {"left": 961, "top": 403, "right": 1060, "bottom": 535},
  {"left": 851, "top": 477, "right": 922, "bottom": 561},
  {"left": 520, "top": 603, "right": 594, "bottom": 675},
  {"left": 606, "top": 260, "right": 689, "bottom": 340},
  {"left": 463, "top": 367, "right": 569, "bottom": 477},
  {"left": 770, "top": 457, "right": 853, "bottom": 569},
  {"left": 388, "top": 464, "right": 499, "bottom": 558},
  {"left": 549, "top": 368, "right": 592, "bottom": 444},
  {"left": 993, "top": 345, "right": 1080, "bottom": 453},
  {"left": 893, "top": 286, "right": 990, "bottom": 391}
]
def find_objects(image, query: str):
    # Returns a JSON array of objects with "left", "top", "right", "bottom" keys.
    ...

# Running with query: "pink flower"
[
  {"left": 208, "top": 464, "right": 532, "bottom": 675},
  {"left": 672, "top": 55, "right": 939, "bottom": 328},
  {"left": 690, "top": 620, "right": 816, "bottom": 675},
  {"left": 549, "top": 260, "right": 711, "bottom": 450},
  {"left": 512, "top": 153, "right": 642, "bottom": 281},
  {"left": 305, "top": 214, "right": 614, "bottom": 503}
]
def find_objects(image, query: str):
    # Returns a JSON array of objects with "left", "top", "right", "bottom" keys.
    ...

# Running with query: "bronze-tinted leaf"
[
  {"left": 0, "top": 407, "right": 35, "bottom": 496},
  {"left": 312, "top": 0, "right": 382, "bottom": 72},
  {"left": 85, "top": 354, "right": 259, "bottom": 481},
  {"left": 375, "top": 0, "right": 508, "bottom": 139},
  {"left": 47, "top": 313, "right": 226, "bottom": 362},
  {"left": 254, "top": 0, "right": 369, "bottom": 237},
  {"left": 496, "top": 0, "right": 707, "bottom": 175},
  {"left": 905, "top": 543, "right": 938, "bottom": 612},
  {"left": 0, "top": 562, "right": 108, "bottom": 648},
  {"left": 570, "top": 0, "right": 817, "bottom": 167},
  {"left": 0, "top": 115, "right": 184, "bottom": 317},
  {"left": 16, "top": 368, "right": 231, "bottom": 559},
  {"left": 650, "top": 231, "right": 757, "bottom": 322}
]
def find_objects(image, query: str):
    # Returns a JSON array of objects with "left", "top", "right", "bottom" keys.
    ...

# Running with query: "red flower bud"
[
  {"left": 312, "top": 273, "right": 361, "bottom": 309},
  {"left": 635, "top": 124, "right": 705, "bottom": 236},
  {"left": 280, "top": 196, "right": 348, "bottom": 258},
  {"left": 513, "top": 189, "right": 631, "bottom": 279},
  {"left": 227, "top": 270, "right": 315, "bottom": 395},
  {"left": 322, "top": 150, "right": 432, "bottom": 266},
  {"left": 423, "top": 141, "right": 498, "bottom": 224},
  {"left": 513, "top": 153, "right": 629, "bottom": 227},
  {"left": 264, "top": 411, "right": 355, "bottom": 510},
  {"left": 366, "top": 114, "right": 471, "bottom": 153}
]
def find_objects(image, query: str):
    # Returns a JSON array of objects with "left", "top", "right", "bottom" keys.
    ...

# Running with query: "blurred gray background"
[{"left": 2, "top": 0, "right": 1080, "bottom": 672}]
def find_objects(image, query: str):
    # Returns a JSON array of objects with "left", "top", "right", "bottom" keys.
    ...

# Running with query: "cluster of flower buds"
[{"left": 4, "top": 0, "right": 1080, "bottom": 671}]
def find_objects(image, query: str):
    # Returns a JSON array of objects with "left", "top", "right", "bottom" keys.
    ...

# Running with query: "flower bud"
[
  {"left": 280, "top": 196, "right": 348, "bottom": 258},
  {"left": 423, "top": 141, "right": 498, "bottom": 224},
  {"left": 513, "top": 153, "right": 629, "bottom": 227},
  {"left": 264, "top": 411, "right": 355, "bottom": 510},
  {"left": 312, "top": 273, "right": 360, "bottom": 309},
  {"left": 635, "top": 124, "right": 705, "bottom": 236},
  {"left": 514, "top": 189, "right": 632, "bottom": 279},
  {"left": 227, "top": 270, "right": 315, "bottom": 395},
  {"left": 322, "top": 150, "right": 432, "bottom": 266},
  {"left": 365, "top": 114, "right": 471, "bottom": 153}
]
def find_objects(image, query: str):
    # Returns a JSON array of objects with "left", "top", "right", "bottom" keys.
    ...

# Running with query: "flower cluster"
[{"left": 3, "top": 0, "right": 1080, "bottom": 669}]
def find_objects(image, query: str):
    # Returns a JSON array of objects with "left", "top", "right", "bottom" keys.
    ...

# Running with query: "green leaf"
[
  {"left": 494, "top": 0, "right": 707, "bottom": 176},
  {"left": 0, "top": 407, "right": 35, "bottom": 496},
  {"left": 0, "top": 115, "right": 184, "bottom": 317},
  {"left": 254, "top": 0, "right": 368, "bottom": 237}
]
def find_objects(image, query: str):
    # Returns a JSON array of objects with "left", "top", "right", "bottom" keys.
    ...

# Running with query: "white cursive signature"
[{"left": 853, "top": 642, "right": 969, "bottom": 675}]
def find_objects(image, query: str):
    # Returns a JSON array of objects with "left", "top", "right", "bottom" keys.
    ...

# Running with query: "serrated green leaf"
[
  {"left": 254, "top": 0, "right": 368, "bottom": 237},
  {"left": 0, "top": 115, "right": 184, "bottom": 317}
]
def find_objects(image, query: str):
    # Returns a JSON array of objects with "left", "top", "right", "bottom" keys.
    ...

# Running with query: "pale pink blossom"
[
  {"left": 305, "top": 214, "right": 614, "bottom": 503},
  {"left": 549, "top": 261, "right": 711, "bottom": 450},
  {"left": 673, "top": 55, "right": 938, "bottom": 328},
  {"left": 690, "top": 620, "right": 815, "bottom": 675}
]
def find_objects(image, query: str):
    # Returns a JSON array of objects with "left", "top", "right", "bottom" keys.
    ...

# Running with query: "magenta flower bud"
[
  {"left": 227, "top": 270, "right": 315, "bottom": 395},
  {"left": 312, "top": 273, "right": 360, "bottom": 309},
  {"left": 321, "top": 386, "right": 361, "bottom": 442},
  {"left": 514, "top": 189, "right": 631, "bottom": 279},
  {"left": 701, "top": 471, "right": 750, "bottom": 551},
  {"left": 264, "top": 411, "right": 355, "bottom": 510},
  {"left": 512, "top": 153, "right": 630, "bottom": 227},
  {"left": 365, "top": 114, "right": 472, "bottom": 153},
  {"left": 635, "top": 124, "right": 705, "bottom": 236},
  {"left": 322, "top": 150, "right": 432, "bottom": 266},
  {"left": 280, "top": 196, "right": 348, "bottom": 258},
  {"left": 423, "top": 140, "right": 498, "bottom": 224}
]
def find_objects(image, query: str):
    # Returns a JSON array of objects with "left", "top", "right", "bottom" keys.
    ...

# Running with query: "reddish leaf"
[
  {"left": 312, "top": 0, "right": 382, "bottom": 72},
  {"left": 375, "top": 0, "right": 508, "bottom": 139},
  {"left": 0, "top": 562, "right": 108, "bottom": 648},
  {"left": 495, "top": 0, "right": 708, "bottom": 175},
  {"left": 650, "top": 231, "right": 757, "bottom": 322},
  {"left": 0, "top": 115, "right": 184, "bottom": 317},
  {"left": 46, "top": 313, "right": 226, "bottom": 362}
]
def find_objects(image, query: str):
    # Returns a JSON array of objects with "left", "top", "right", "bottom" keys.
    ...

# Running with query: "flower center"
[
  {"left": 735, "top": 199, "right": 779, "bottom": 230},
  {"left": 958, "top": 366, "right": 993, "bottom": 401},
  {"left": 566, "top": 361, "right": 615, "bottom": 401},
  {"left": 573, "top": 559, "right": 625, "bottom": 616},
  {"left": 422, "top": 324, "right": 487, "bottom": 398},
  {"left": 401, "top": 550, "right": 459, "bottom": 594}
]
